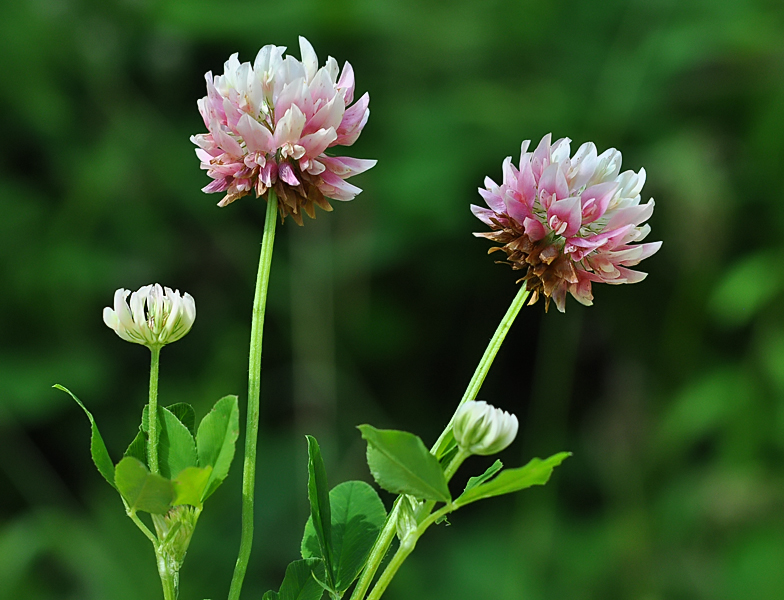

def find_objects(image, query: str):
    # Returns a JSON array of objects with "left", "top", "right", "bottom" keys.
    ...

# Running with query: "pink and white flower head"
[
  {"left": 192, "top": 37, "right": 376, "bottom": 224},
  {"left": 472, "top": 134, "right": 662, "bottom": 312},
  {"left": 103, "top": 284, "right": 196, "bottom": 349}
]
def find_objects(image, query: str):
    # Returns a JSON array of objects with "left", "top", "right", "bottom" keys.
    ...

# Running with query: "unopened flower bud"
[
  {"left": 453, "top": 401, "right": 518, "bottom": 456},
  {"left": 103, "top": 284, "right": 196, "bottom": 349}
]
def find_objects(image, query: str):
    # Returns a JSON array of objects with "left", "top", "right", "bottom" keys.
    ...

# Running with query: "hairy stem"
[
  {"left": 148, "top": 346, "right": 161, "bottom": 474},
  {"left": 228, "top": 191, "right": 279, "bottom": 600}
]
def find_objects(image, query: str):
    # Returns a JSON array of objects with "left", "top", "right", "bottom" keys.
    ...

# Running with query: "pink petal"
[
  {"left": 539, "top": 163, "right": 569, "bottom": 200},
  {"left": 260, "top": 161, "right": 278, "bottom": 187},
  {"left": 568, "top": 142, "right": 598, "bottom": 190},
  {"left": 605, "top": 199, "right": 655, "bottom": 230},
  {"left": 335, "top": 92, "right": 369, "bottom": 146},
  {"left": 320, "top": 156, "right": 377, "bottom": 176},
  {"left": 471, "top": 204, "right": 496, "bottom": 226},
  {"left": 236, "top": 114, "right": 275, "bottom": 154},
  {"left": 611, "top": 241, "right": 662, "bottom": 266},
  {"left": 478, "top": 187, "right": 505, "bottom": 213},
  {"left": 299, "top": 36, "right": 318, "bottom": 82},
  {"left": 547, "top": 196, "right": 582, "bottom": 237},
  {"left": 531, "top": 133, "right": 552, "bottom": 180},
  {"left": 275, "top": 78, "right": 311, "bottom": 125},
  {"left": 580, "top": 181, "right": 618, "bottom": 224},
  {"left": 524, "top": 217, "right": 547, "bottom": 241},
  {"left": 318, "top": 170, "right": 362, "bottom": 201},
  {"left": 274, "top": 104, "right": 307, "bottom": 148},
  {"left": 203, "top": 178, "right": 229, "bottom": 193},
  {"left": 279, "top": 162, "right": 300, "bottom": 186},
  {"left": 515, "top": 158, "right": 537, "bottom": 209},
  {"left": 337, "top": 61, "right": 355, "bottom": 105},
  {"left": 503, "top": 190, "right": 529, "bottom": 224},
  {"left": 300, "top": 128, "right": 338, "bottom": 157},
  {"left": 211, "top": 121, "right": 243, "bottom": 156},
  {"left": 304, "top": 95, "right": 345, "bottom": 136}
]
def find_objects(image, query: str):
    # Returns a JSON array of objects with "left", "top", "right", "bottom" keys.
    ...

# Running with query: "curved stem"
[
  {"left": 228, "top": 191, "right": 279, "bottom": 600},
  {"left": 366, "top": 503, "right": 455, "bottom": 600},
  {"left": 350, "top": 286, "right": 529, "bottom": 600},
  {"left": 431, "top": 285, "right": 529, "bottom": 455},
  {"left": 349, "top": 499, "right": 400, "bottom": 600},
  {"left": 148, "top": 346, "right": 161, "bottom": 474}
]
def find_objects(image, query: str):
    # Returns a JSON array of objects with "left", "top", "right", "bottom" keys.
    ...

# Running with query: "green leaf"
[
  {"left": 173, "top": 466, "right": 213, "bottom": 507},
  {"left": 358, "top": 425, "right": 451, "bottom": 503},
  {"left": 165, "top": 403, "right": 196, "bottom": 436},
  {"left": 306, "top": 436, "right": 334, "bottom": 588},
  {"left": 124, "top": 430, "right": 147, "bottom": 465},
  {"left": 158, "top": 406, "right": 198, "bottom": 480},
  {"left": 196, "top": 396, "right": 240, "bottom": 501},
  {"left": 55, "top": 384, "right": 116, "bottom": 490},
  {"left": 464, "top": 460, "right": 503, "bottom": 493},
  {"left": 142, "top": 402, "right": 195, "bottom": 435},
  {"left": 454, "top": 452, "right": 571, "bottom": 508},
  {"left": 301, "top": 481, "right": 387, "bottom": 592},
  {"left": 114, "top": 456, "right": 175, "bottom": 514},
  {"left": 262, "top": 558, "right": 326, "bottom": 600}
]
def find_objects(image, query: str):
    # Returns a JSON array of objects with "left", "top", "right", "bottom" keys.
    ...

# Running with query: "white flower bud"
[
  {"left": 103, "top": 284, "right": 196, "bottom": 349},
  {"left": 453, "top": 401, "right": 518, "bottom": 456}
]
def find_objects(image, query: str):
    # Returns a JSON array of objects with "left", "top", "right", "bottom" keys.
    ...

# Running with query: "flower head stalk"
[
  {"left": 103, "top": 284, "right": 196, "bottom": 349},
  {"left": 453, "top": 400, "right": 519, "bottom": 456},
  {"left": 193, "top": 36, "right": 376, "bottom": 224},
  {"left": 472, "top": 134, "right": 662, "bottom": 312}
]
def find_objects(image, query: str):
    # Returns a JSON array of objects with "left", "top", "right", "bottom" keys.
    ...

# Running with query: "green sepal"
[
  {"left": 114, "top": 456, "right": 175, "bottom": 514},
  {"left": 454, "top": 452, "right": 571, "bottom": 508},
  {"left": 196, "top": 395, "right": 240, "bottom": 501},
  {"left": 55, "top": 384, "right": 116, "bottom": 490},
  {"left": 173, "top": 465, "right": 213, "bottom": 508},
  {"left": 305, "top": 436, "right": 334, "bottom": 589},
  {"left": 301, "top": 480, "right": 387, "bottom": 593},
  {"left": 434, "top": 430, "right": 457, "bottom": 461},
  {"left": 262, "top": 558, "right": 327, "bottom": 600},
  {"left": 358, "top": 425, "right": 451, "bottom": 503}
]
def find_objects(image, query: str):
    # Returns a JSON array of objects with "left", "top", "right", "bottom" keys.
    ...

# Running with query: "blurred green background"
[{"left": 2, "top": 0, "right": 784, "bottom": 598}]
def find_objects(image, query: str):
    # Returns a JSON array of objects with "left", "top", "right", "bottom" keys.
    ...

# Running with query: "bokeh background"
[{"left": 2, "top": 0, "right": 784, "bottom": 598}]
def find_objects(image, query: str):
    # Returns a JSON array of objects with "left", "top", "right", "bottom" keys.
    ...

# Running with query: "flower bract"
[
  {"left": 472, "top": 134, "right": 662, "bottom": 312},
  {"left": 192, "top": 36, "right": 376, "bottom": 224},
  {"left": 453, "top": 400, "right": 519, "bottom": 456},
  {"left": 103, "top": 284, "right": 196, "bottom": 349}
]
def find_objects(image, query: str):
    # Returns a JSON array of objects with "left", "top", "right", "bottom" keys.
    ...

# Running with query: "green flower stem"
[
  {"left": 125, "top": 502, "right": 158, "bottom": 547},
  {"left": 351, "top": 285, "right": 529, "bottom": 600},
  {"left": 228, "top": 191, "right": 279, "bottom": 600},
  {"left": 442, "top": 448, "right": 470, "bottom": 482},
  {"left": 430, "top": 284, "right": 530, "bottom": 455},
  {"left": 156, "top": 552, "right": 178, "bottom": 600},
  {"left": 366, "top": 503, "right": 455, "bottom": 600},
  {"left": 148, "top": 346, "right": 161, "bottom": 475},
  {"left": 349, "top": 499, "right": 400, "bottom": 600}
]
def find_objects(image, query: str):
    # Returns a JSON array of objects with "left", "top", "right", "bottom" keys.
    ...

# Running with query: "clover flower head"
[
  {"left": 192, "top": 36, "right": 376, "bottom": 225},
  {"left": 103, "top": 284, "right": 196, "bottom": 349},
  {"left": 453, "top": 400, "right": 519, "bottom": 456},
  {"left": 472, "top": 134, "right": 662, "bottom": 312}
]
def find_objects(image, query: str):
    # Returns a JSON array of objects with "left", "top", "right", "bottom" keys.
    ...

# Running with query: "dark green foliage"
[
  {"left": 358, "top": 425, "right": 451, "bottom": 502},
  {"left": 301, "top": 481, "right": 387, "bottom": 593},
  {"left": 262, "top": 559, "right": 326, "bottom": 600},
  {"left": 7, "top": 1, "right": 784, "bottom": 598}
]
